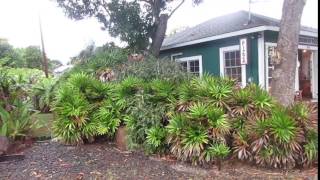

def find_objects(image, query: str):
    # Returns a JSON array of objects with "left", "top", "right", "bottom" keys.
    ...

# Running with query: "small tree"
[
  {"left": 24, "top": 46, "right": 43, "bottom": 69},
  {"left": 270, "top": 0, "right": 306, "bottom": 106}
]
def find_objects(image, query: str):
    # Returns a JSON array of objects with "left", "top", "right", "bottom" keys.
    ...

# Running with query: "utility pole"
[
  {"left": 248, "top": 0, "right": 252, "bottom": 23},
  {"left": 39, "top": 15, "right": 49, "bottom": 78}
]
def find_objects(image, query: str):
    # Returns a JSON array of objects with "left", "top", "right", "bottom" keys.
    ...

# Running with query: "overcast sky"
[{"left": 0, "top": 0, "right": 318, "bottom": 64}]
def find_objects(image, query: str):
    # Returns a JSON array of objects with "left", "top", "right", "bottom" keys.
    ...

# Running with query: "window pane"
[
  {"left": 231, "top": 58, "right": 235, "bottom": 66},
  {"left": 226, "top": 59, "right": 230, "bottom": 66},
  {"left": 223, "top": 50, "right": 241, "bottom": 83},
  {"left": 230, "top": 51, "right": 235, "bottom": 60},
  {"left": 235, "top": 51, "right": 240, "bottom": 59},
  {"left": 236, "top": 58, "right": 241, "bottom": 66},
  {"left": 190, "top": 61, "right": 195, "bottom": 67},
  {"left": 232, "top": 68, "right": 237, "bottom": 74},
  {"left": 180, "top": 62, "right": 187, "bottom": 71},
  {"left": 225, "top": 52, "right": 229, "bottom": 60}
]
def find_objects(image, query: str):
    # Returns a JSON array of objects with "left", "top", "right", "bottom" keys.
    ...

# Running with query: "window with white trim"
[
  {"left": 220, "top": 45, "right": 246, "bottom": 87},
  {"left": 266, "top": 45, "right": 276, "bottom": 91},
  {"left": 176, "top": 55, "right": 203, "bottom": 76},
  {"left": 224, "top": 50, "right": 241, "bottom": 82}
]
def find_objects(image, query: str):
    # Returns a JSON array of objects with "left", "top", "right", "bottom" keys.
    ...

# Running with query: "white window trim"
[
  {"left": 219, "top": 45, "right": 247, "bottom": 87},
  {"left": 264, "top": 42, "right": 318, "bottom": 92},
  {"left": 264, "top": 42, "right": 277, "bottom": 91},
  {"left": 176, "top": 55, "right": 203, "bottom": 76},
  {"left": 170, "top": 52, "right": 183, "bottom": 61}
]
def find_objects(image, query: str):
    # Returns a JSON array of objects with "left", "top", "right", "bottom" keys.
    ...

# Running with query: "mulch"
[{"left": 0, "top": 141, "right": 318, "bottom": 180}]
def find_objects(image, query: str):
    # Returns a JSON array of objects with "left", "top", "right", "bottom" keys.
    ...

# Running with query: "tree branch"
[{"left": 168, "top": 0, "right": 185, "bottom": 18}]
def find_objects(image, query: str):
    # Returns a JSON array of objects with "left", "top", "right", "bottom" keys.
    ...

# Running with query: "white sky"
[{"left": 0, "top": 0, "right": 317, "bottom": 64}]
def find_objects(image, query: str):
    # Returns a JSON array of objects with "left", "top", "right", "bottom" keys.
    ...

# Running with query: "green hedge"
[{"left": 52, "top": 66, "right": 317, "bottom": 170}]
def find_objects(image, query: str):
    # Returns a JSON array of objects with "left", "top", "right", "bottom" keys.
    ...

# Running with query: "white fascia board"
[
  {"left": 266, "top": 26, "right": 318, "bottom": 37},
  {"left": 161, "top": 26, "right": 318, "bottom": 50}
]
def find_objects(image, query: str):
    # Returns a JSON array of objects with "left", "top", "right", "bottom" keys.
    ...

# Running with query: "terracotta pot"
[{"left": 115, "top": 126, "right": 128, "bottom": 151}]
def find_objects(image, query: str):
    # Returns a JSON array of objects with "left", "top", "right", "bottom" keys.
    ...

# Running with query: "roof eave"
[{"left": 161, "top": 26, "right": 318, "bottom": 51}]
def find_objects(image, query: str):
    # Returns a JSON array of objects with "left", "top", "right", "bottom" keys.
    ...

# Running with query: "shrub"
[
  {"left": 166, "top": 101, "right": 231, "bottom": 165},
  {"left": 203, "top": 143, "right": 231, "bottom": 170},
  {"left": 52, "top": 73, "right": 120, "bottom": 144},
  {"left": 114, "top": 56, "right": 191, "bottom": 82},
  {"left": 0, "top": 100, "right": 40, "bottom": 140},
  {"left": 32, "top": 78, "right": 57, "bottom": 113}
]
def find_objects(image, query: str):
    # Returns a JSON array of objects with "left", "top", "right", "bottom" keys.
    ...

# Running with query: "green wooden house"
[{"left": 160, "top": 11, "right": 318, "bottom": 101}]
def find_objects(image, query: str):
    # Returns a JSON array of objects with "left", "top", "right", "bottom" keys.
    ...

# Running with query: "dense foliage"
[
  {"left": 56, "top": 0, "right": 202, "bottom": 55},
  {"left": 0, "top": 39, "right": 62, "bottom": 71},
  {"left": 0, "top": 68, "right": 47, "bottom": 140},
  {"left": 52, "top": 60, "right": 318, "bottom": 169}
]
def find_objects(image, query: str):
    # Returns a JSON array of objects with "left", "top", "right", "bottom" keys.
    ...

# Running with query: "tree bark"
[
  {"left": 150, "top": 14, "right": 169, "bottom": 57},
  {"left": 270, "top": 0, "right": 306, "bottom": 106}
]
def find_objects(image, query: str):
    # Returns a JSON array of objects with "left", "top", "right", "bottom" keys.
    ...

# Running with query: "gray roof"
[{"left": 161, "top": 11, "right": 317, "bottom": 50}]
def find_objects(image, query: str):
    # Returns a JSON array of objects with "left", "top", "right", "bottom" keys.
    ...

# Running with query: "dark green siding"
[
  {"left": 160, "top": 33, "right": 260, "bottom": 84},
  {"left": 264, "top": 30, "right": 278, "bottom": 43}
]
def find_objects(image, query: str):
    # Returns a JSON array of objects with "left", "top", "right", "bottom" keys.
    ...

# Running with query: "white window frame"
[
  {"left": 264, "top": 43, "right": 277, "bottom": 92},
  {"left": 170, "top": 52, "right": 183, "bottom": 61},
  {"left": 265, "top": 42, "right": 318, "bottom": 93},
  {"left": 219, "top": 45, "right": 246, "bottom": 87},
  {"left": 176, "top": 55, "right": 203, "bottom": 77}
]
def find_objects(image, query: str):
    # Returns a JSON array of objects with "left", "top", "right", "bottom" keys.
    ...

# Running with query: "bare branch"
[{"left": 168, "top": 0, "right": 185, "bottom": 18}]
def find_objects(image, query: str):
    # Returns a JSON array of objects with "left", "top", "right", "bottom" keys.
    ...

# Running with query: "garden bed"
[{"left": 0, "top": 141, "right": 317, "bottom": 180}]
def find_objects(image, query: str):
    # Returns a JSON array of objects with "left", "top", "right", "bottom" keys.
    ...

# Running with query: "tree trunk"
[
  {"left": 150, "top": 14, "right": 169, "bottom": 57},
  {"left": 270, "top": 0, "right": 306, "bottom": 106}
]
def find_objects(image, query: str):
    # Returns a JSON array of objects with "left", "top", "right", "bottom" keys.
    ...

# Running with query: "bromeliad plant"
[
  {"left": 166, "top": 101, "right": 231, "bottom": 165},
  {"left": 231, "top": 102, "right": 318, "bottom": 169}
]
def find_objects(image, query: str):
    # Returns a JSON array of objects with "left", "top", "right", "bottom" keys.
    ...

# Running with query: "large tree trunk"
[
  {"left": 150, "top": 14, "right": 169, "bottom": 57},
  {"left": 270, "top": 0, "right": 306, "bottom": 106}
]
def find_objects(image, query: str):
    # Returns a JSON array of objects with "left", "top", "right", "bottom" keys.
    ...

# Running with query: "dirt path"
[{"left": 0, "top": 141, "right": 317, "bottom": 180}]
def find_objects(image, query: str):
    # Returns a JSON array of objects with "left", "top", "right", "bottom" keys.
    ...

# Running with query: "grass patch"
[{"left": 30, "top": 113, "right": 54, "bottom": 138}]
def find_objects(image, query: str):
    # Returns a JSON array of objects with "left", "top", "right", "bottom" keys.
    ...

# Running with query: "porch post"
[
  {"left": 295, "top": 55, "right": 299, "bottom": 91},
  {"left": 257, "top": 32, "right": 265, "bottom": 89}
]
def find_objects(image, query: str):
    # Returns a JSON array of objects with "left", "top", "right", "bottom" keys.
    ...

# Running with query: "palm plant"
[
  {"left": 207, "top": 107, "right": 231, "bottom": 140},
  {"left": 203, "top": 143, "right": 231, "bottom": 170},
  {"left": 231, "top": 88, "right": 254, "bottom": 117},
  {"left": 32, "top": 78, "right": 57, "bottom": 112},
  {"left": 181, "top": 126, "right": 208, "bottom": 164},
  {"left": 206, "top": 78, "right": 233, "bottom": 109},
  {"left": 232, "top": 130, "right": 252, "bottom": 161},
  {"left": 118, "top": 76, "right": 144, "bottom": 98},
  {"left": 147, "top": 79, "right": 175, "bottom": 103},
  {"left": 176, "top": 82, "right": 195, "bottom": 112},
  {"left": 249, "top": 84, "right": 275, "bottom": 119},
  {"left": 188, "top": 102, "right": 208, "bottom": 119},
  {"left": 146, "top": 126, "right": 167, "bottom": 154},
  {"left": 303, "top": 129, "right": 318, "bottom": 166}
]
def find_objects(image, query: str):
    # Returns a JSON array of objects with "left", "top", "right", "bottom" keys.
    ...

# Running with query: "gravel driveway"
[{"left": 0, "top": 141, "right": 317, "bottom": 180}]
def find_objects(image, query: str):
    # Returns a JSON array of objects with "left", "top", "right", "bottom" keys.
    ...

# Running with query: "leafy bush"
[
  {"left": 0, "top": 100, "right": 40, "bottom": 140},
  {"left": 0, "top": 69, "right": 44, "bottom": 140},
  {"left": 166, "top": 102, "right": 231, "bottom": 165},
  {"left": 50, "top": 56, "right": 317, "bottom": 170},
  {"left": 52, "top": 73, "right": 120, "bottom": 144},
  {"left": 32, "top": 78, "right": 57, "bottom": 112},
  {"left": 115, "top": 56, "right": 191, "bottom": 82}
]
